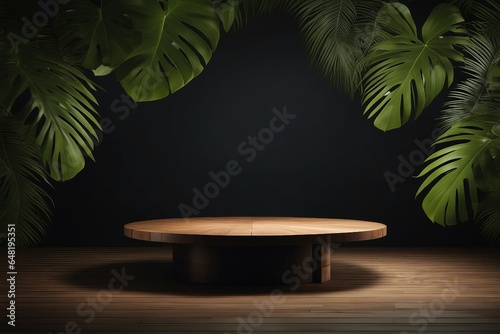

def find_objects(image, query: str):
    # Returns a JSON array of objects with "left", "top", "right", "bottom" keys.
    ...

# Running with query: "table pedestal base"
[{"left": 172, "top": 244, "right": 331, "bottom": 285}]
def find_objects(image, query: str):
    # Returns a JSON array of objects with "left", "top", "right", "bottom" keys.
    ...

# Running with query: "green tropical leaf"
[
  {"left": 57, "top": 0, "right": 145, "bottom": 69},
  {"left": 213, "top": 0, "right": 241, "bottom": 32},
  {"left": 0, "top": 20, "right": 30, "bottom": 114},
  {"left": 361, "top": 3, "right": 468, "bottom": 131},
  {"left": 351, "top": 0, "right": 392, "bottom": 51},
  {"left": 114, "top": 0, "right": 220, "bottom": 102},
  {"left": 417, "top": 120, "right": 500, "bottom": 226},
  {"left": 349, "top": 0, "right": 393, "bottom": 93},
  {"left": 451, "top": 0, "right": 475, "bottom": 18},
  {"left": 440, "top": 35, "right": 500, "bottom": 127},
  {"left": 0, "top": 117, "right": 52, "bottom": 248},
  {"left": 233, "top": 0, "right": 287, "bottom": 29},
  {"left": 92, "top": 64, "right": 115, "bottom": 77},
  {"left": 472, "top": 0, "right": 500, "bottom": 45},
  {"left": 210, "top": 0, "right": 387, "bottom": 95},
  {"left": 488, "top": 61, "right": 500, "bottom": 91},
  {"left": 0, "top": 38, "right": 101, "bottom": 181},
  {"left": 475, "top": 190, "right": 500, "bottom": 245},
  {"left": 291, "top": 0, "right": 359, "bottom": 96}
]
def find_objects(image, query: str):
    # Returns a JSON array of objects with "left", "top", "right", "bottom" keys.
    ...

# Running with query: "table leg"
[
  {"left": 172, "top": 243, "right": 333, "bottom": 285},
  {"left": 312, "top": 244, "right": 331, "bottom": 283}
]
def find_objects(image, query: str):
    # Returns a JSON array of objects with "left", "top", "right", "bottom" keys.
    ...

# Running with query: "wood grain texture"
[
  {"left": 312, "top": 244, "right": 331, "bottom": 282},
  {"left": 1, "top": 247, "right": 499, "bottom": 333},
  {"left": 123, "top": 217, "right": 387, "bottom": 244}
]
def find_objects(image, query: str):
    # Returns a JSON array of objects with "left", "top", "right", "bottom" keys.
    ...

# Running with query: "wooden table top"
[{"left": 124, "top": 217, "right": 387, "bottom": 244}]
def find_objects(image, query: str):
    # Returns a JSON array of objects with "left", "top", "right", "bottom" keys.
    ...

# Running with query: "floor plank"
[{"left": 0, "top": 247, "right": 499, "bottom": 333}]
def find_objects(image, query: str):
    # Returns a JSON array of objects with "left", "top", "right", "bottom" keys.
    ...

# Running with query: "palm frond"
[
  {"left": 247, "top": 0, "right": 287, "bottom": 15},
  {"left": 351, "top": 0, "right": 392, "bottom": 84},
  {"left": 440, "top": 34, "right": 500, "bottom": 127},
  {"left": 0, "top": 40, "right": 29, "bottom": 115},
  {"left": 475, "top": 189, "right": 500, "bottom": 245},
  {"left": 0, "top": 117, "right": 52, "bottom": 248},
  {"left": 490, "top": 61, "right": 500, "bottom": 91},
  {"left": 0, "top": 37, "right": 101, "bottom": 181},
  {"left": 233, "top": 0, "right": 288, "bottom": 29},
  {"left": 451, "top": 0, "right": 475, "bottom": 18},
  {"left": 291, "top": 0, "right": 360, "bottom": 95},
  {"left": 472, "top": 0, "right": 500, "bottom": 45},
  {"left": 232, "top": 0, "right": 386, "bottom": 95},
  {"left": 352, "top": 0, "right": 391, "bottom": 52}
]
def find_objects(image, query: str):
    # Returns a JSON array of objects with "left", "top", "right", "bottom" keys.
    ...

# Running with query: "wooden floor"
[{"left": 1, "top": 247, "right": 499, "bottom": 333}]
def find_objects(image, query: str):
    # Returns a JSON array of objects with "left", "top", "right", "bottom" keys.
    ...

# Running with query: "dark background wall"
[{"left": 41, "top": 5, "right": 484, "bottom": 247}]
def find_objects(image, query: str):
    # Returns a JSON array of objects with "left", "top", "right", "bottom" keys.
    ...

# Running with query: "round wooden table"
[{"left": 124, "top": 217, "right": 387, "bottom": 284}]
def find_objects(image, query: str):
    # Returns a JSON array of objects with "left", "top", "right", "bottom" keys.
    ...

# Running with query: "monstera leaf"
[
  {"left": 0, "top": 38, "right": 100, "bottom": 181},
  {"left": 0, "top": 117, "right": 52, "bottom": 248},
  {"left": 417, "top": 120, "right": 500, "bottom": 226},
  {"left": 361, "top": 3, "right": 469, "bottom": 131},
  {"left": 114, "top": 0, "right": 220, "bottom": 102},
  {"left": 58, "top": 0, "right": 145, "bottom": 70}
]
